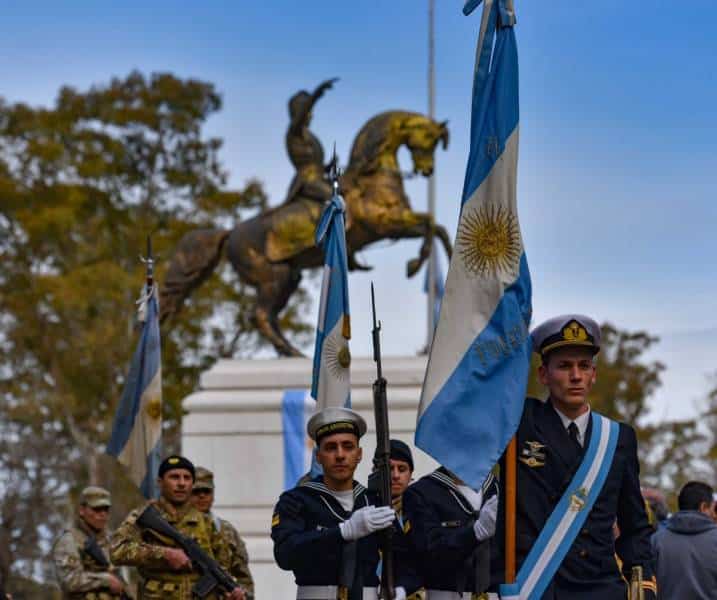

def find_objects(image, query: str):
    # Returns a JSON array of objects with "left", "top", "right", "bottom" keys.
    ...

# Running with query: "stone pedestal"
[{"left": 181, "top": 355, "right": 435, "bottom": 599}]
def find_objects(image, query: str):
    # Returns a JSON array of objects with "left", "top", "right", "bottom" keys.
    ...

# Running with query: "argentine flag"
[
  {"left": 311, "top": 183, "right": 351, "bottom": 410},
  {"left": 416, "top": 0, "right": 532, "bottom": 489},
  {"left": 107, "top": 283, "right": 162, "bottom": 498}
]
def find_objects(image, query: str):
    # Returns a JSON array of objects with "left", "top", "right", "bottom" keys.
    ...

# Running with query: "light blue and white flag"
[
  {"left": 311, "top": 185, "right": 351, "bottom": 410},
  {"left": 107, "top": 283, "right": 162, "bottom": 499},
  {"left": 281, "top": 389, "right": 315, "bottom": 489},
  {"left": 416, "top": 0, "right": 532, "bottom": 489}
]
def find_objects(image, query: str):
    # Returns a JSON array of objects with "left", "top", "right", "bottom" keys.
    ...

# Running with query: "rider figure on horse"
[{"left": 285, "top": 78, "right": 338, "bottom": 205}]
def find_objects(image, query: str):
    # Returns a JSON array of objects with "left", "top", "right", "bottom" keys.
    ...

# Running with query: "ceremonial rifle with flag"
[
  {"left": 106, "top": 237, "right": 163, "bottom": 499},
  {"left": 415, "top": 0, "right": 531, "bottom": 586},
  {"left": 367, "top": 283, "right": 395, "bottom": 599}
]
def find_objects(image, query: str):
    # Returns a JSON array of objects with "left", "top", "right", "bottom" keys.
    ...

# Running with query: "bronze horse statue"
[{"left": 160, "top": 110, "right": 452, "bottom": 356}]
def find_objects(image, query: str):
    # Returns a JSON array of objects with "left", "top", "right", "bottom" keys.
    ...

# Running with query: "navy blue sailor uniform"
[
  {"left": 272, "top": 476, "right": 380, "bottom": 600},
  {"left": 490, "top": 397, "right": 656, "bottom": 599},
  {"left": 402, "top": 467, "right": 498, "bottom": 598},
  {"left": 391, "top": 498, "right": 422, "bottom": 597}
]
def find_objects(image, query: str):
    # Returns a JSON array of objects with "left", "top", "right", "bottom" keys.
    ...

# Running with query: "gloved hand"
[
  {"left": 473, "top": 494, "right": 498, "bottom": 542},
  {"left": 393, "top": 586, "right": 407, "bottom": 600},
  {"left": 339, "top": 505, "right": 395, "bottom": 541}
]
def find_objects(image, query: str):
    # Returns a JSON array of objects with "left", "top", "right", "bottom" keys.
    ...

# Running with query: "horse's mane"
[{"left": 345, "top": 110, "right": 427, "bottom": 177}]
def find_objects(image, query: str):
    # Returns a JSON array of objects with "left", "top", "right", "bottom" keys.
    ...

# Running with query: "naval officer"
[
  {"left": 491, "top": 315, "right": 656, "bottom": 599},
  {"left": 271, "top": 407, "right": 395, "bottom": 600}
]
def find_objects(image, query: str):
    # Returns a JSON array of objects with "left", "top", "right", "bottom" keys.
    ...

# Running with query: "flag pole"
[
  {"left": 426, "top": 0, "right": 437, "bottom": 347},
  {"left": 504, "top": 0, "right": 517, "bottom": 584},
  {"left": 505, "top": 435, "right": 517, "bottom": 583}
]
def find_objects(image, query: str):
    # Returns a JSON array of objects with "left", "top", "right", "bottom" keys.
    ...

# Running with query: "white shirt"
[
  {"left": 552, "top": 403, "right": 591, "bottom": 447},
  {"left": 329, "top": 488, "right": 355, "bottom": 512},
  {"left": 456, "top": 484, "right": 484, "bottom": 511}
]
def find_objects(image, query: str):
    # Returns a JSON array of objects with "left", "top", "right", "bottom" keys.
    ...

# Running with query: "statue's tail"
[{"left": 159, "top": 229, "right": 230, "bottom": 324}]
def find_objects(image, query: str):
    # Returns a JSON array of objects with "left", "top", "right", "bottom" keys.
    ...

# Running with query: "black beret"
[
  {"left": 158, "top": 455, "right": 195, "bottom": 480},
  {"left": 390, "top": 439, "right": 414, "bottom": 471}
]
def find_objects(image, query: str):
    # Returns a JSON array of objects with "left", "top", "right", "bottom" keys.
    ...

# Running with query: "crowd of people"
[{"left": 25, "top": 314, "right": 717, "bottom": 600}]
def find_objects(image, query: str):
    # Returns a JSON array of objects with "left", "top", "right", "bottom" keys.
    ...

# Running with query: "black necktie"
[{"left": 568, "top": 422, "right": 581, "bottom": 448}]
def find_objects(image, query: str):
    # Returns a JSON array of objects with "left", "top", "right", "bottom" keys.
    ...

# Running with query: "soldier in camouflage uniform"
[
  {"left": 110, "top": 456, "right": 245, "bottom": 600},
  {"left": 52, "top": 486, "right": 130, "bottom": 599},
  {"left": 191, "top": 467, "right": 254, "bottom": 599}
]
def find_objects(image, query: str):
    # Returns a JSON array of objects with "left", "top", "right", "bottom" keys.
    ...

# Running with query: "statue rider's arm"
[{"left": 288, "top": 78, "right": 338, "bottom": 134}]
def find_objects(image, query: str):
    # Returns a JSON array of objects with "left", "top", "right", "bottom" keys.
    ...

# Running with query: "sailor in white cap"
[
  {"left": 272, "top": 407, "right": 395, "bottom": 600},
  {"left": 490, "top": 315, "right": 657, "bottom": 599}
]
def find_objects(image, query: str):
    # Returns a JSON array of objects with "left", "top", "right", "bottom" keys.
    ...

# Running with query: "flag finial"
[
  {"left": 140, "top": 235, "right": 155, "bottom": 286},
  {"left": 330, "top": 142, "right": 341, "bottom": 195}
]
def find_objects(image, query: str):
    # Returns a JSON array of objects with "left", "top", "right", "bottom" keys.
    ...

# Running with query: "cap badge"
[
  {"left": 563, "top": 321, "right": 588, "bottom": 343},
  {"left": 168, "top": 457, "right": 179, "bottom": 465}
]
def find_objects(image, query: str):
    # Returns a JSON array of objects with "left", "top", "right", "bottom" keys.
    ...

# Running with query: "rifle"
[
  {"left": 82, "top": 536, "right": 132, "bottom": 600},
  {"left": 367, "top": 283, "right": 395, "bottom": 599},
  {"left": 136, "top": 504, "right": 238, "bottom": 598}
]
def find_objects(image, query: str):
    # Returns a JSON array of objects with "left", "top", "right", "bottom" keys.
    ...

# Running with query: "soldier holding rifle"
[
  {"left": 272, "top": 407, "right": 394, "bottom": 600},
  {"left": 110, "top": 456, "right": 244, "bottom": 600},
  {"left": 52, "top": 486, "right": 131, "bottom": 599}
]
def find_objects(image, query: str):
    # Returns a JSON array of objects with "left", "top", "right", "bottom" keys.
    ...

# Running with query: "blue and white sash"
[{"left": 500, "top": 413, "right": 620, "bottom": 600}]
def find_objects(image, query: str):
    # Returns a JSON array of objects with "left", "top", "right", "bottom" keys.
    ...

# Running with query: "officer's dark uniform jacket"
[
  {"left": 490, "top": 397, "right": 656, "bottom": 599},
  {"left": 402, "top": 468, "right": 498, "bottom": 595},
  {"left": 271, "top": 476, "right": 380, "bottom": 598}
]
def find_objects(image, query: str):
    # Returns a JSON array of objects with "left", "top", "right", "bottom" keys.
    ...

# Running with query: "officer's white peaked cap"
[
  {"left": 307, "top": 407, "right": 367, "bottom": 443},
  {"left": 531, "top": 314, "right": 601, "bottom": 356}
]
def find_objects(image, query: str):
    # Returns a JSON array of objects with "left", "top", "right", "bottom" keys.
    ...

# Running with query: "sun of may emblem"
[
  {"left": 324, "top": 333, "right": 351, "bottom": 380},
  {"left": 457, "top": 204, "right": 521, "bottom": 278}
]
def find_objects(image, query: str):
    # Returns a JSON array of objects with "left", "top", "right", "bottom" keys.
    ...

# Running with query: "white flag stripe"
[
  {"left": 419, "top": 127, "right": 521, "bottom": 417},
  {"left": 317, "top": 265, "right": 331, "bottom": 333},
  {"left": 315, "top": 318, "right": 349, "bottom": 411},
  {"left": 117, "top": 367, "right": 162, "bottom": 483}
]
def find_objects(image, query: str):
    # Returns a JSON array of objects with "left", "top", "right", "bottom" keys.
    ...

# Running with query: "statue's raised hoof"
[{"left": 406, "top": 258, "right": 421, "bottom": 278}]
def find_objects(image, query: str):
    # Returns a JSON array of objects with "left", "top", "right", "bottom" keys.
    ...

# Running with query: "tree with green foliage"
[{"left": 0, "top": 71, "right": 312, "bottom": 584}]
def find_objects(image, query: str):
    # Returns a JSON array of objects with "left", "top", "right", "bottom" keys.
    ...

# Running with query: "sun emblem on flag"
[
  {"left": 325, "top": 333, "right": 351, "bottom": 379},
  {"left": 457, "top": 204, "right": 521, "bottom": 278},
  {"left": 145, "top": 395, "right": 162, "bottom": 420}
]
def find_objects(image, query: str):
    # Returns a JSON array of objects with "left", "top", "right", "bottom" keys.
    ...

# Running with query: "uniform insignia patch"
[
  {"left": 403, "top": 519, "right": 411, "bottom": 534},
  {"left": 519, "top": 440, "right": 546, "bottom": 467},
  {"left": 271, "top": 513, "right": 280, "bottom": 527},
  {"left": 569, "top": 487, "right": 588, "bottom": 512}
]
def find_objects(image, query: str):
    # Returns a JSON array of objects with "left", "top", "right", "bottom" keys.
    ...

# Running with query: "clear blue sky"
[{"left": 3, "top": 1, "right": 715, "bottom": 421}]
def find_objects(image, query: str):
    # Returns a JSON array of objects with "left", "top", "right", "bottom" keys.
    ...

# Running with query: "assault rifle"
[
  {"left": 367, "top": 283, "right": 395, "bottom": 599},
  {"left": 136, "top": 504, "right": 239, "bottom": 598},
  {"left": 82, "top": 536, "right": 131, "bottom": 600}
]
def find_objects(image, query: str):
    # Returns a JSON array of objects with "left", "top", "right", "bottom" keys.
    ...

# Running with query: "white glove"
[
  {"left": 339, "top": 505, "right": 395, "bottom": 541},
  {"left": 473, "top": 494, "right": 498, "bottom": 542},
  {"left": 392, "top": 586, "right": 407, "bottom": 600}
]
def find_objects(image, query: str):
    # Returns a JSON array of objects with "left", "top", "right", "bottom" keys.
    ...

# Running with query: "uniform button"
[{"left": 579, "top": 550, "right": 588, "bottom": 559}]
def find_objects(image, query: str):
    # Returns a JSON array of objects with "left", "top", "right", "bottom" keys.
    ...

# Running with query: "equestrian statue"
[{"left": 160, "top": 79, "right": 452, "bottom": 356}]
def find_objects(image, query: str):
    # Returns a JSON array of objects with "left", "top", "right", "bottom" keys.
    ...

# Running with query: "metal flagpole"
[{"left": 426, "top": 0, "right": 437, "bottom": 347}]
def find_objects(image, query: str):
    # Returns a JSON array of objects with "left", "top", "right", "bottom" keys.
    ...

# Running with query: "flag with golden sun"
[{"left": 416, "top": 0, "right": 532, "bottom": 489}]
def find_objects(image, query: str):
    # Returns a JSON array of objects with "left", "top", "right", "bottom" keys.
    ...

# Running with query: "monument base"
[{"left": 182, "top": 355, "right": 435, "bottom": 599}]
